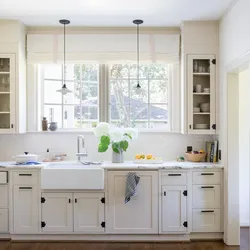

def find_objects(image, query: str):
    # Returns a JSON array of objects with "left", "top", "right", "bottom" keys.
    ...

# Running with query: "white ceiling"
[{"left": 0, "top": 0, "right": 233, "bottom": 27}]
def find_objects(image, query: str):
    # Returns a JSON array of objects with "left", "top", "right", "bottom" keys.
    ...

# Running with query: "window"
[
  {"left": 39, "top": 63, "right": 171, "bottom": 131},
  {"left": 110, "top": 64, "right": 169, "bottom": 128},
  {"left": 41, "top": 64, "right": 99, "bottom": 129}
]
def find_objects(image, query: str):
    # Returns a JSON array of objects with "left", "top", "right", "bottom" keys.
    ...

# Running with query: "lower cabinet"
[
  {"left": 74, "top": 193, "right": 105, "bottom": 232},
  {"left": 107, "top": 171, "right": 158, "bottom": 234},
  {"left": 41, "top": 192, "right": 105, "bottom": 233},
  {"left": 13, "top": 186, "right": 39, "bottom": 233},
  {"left": 41, "top": 193, "right": 73, "bottom": 232},
  {"left": 0, "top": 209, "right": 8, "bottom": 233},
  {"left": 192, "top": 209, "right": 221, "bottom": 232},
  {"left": 161, "top": 186, "right": 187, "bottom": 233}
]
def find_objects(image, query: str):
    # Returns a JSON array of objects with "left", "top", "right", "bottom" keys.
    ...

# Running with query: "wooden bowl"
[{"left": 184, "top": 152, "right": 206, "bottom": 162}]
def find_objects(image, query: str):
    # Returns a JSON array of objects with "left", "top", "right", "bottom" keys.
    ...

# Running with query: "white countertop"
[{"left": 0, "top": 161, "right": 223, "bottom": 170}]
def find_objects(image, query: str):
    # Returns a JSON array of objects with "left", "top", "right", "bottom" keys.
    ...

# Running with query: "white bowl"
[
  {"left": 200, "top": 103, "right": 210, "bottom": 108},
  {"left": 201, "top": 107, "right": 210, "bottom": 112},
  {"left": 194, "top": 124, "right": 209, "bottom": 129}
]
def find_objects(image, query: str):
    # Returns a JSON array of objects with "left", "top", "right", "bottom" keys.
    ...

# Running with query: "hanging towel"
[{"left": 125, "top": 172, "right": 140, "bottom": 204}]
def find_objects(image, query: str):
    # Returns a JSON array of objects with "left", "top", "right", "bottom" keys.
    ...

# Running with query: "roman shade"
[{"left": 27, "top": 33, "right": 180, "bottom": 64}]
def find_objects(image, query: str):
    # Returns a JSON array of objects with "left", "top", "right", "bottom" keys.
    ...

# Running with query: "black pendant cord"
[
  {"left": 136, "top": 24, "right": 140, "bottom": 88},
  {"left": 133, "top": 19, "right": 143, "bottom": 89},
  {"left": 63, "top": 23, "right": 66, "bottom": 88}
]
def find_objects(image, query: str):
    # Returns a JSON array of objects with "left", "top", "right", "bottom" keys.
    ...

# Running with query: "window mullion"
[
  {"left": 128, "top": 64, "right": 131, "bottom": 127},
  {"left": 61, "top": 64, "right": 64, "bottom": 128},
  {"left": 80, "top": 65, "right": 83, "bottom": 129}
]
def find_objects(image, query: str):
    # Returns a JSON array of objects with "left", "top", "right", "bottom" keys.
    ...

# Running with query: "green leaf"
[
  {"left": 100, "top": 135, "right": 110, "bottom": 146},
  {"left": 112, "top": 143, "right": 120, "bottom": 153},
  {"left": 98, "top": 144, "right": 109, "bottom": 153},
  {"left": 120, "top": 140, "right": 129, "bottom": 152}
]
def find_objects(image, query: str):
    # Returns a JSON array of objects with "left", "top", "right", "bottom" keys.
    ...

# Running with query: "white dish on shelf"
[
  {"left": 133, "top": 158, "right": 163, "bottom": 164},
  {"left": 193, "top": 107, "right": 200, "bottom": 113},
  {"left": 201, "top": 108, "right": 210, "bottom": 112},
  {"left": 194, "top": 124, "right": 209, "bottom": 129}
]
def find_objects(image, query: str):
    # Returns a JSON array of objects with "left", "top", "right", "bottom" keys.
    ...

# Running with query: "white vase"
[{"left": 112, "top": 151, "right": 124, "bottom": 163}]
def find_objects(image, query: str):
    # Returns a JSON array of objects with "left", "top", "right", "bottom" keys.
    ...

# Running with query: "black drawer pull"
[
  {"left": 201, "top": 173, "right": 214, "bottom": 176},
  {"left": 168, "top": 174, "right": 182, "bottom": 176},
  {"left": 19, "top": 187, "right": 32, "bottom": 190},
  {"left": 19, "top": 174, "right": 32, "bottom": 176},
  {"left": 201, "top": 210, "right": 214, "bottom": 213},
  {"left": 201, "top": 186, "right": 214, "bottom": 189}
]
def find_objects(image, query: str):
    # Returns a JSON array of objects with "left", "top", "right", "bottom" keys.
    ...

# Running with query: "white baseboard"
[
  {"left": 11, "top": 234, "right": 191, "bottom": 242},
  {"left": 0, "top": 234, "right": 10, "bottom": 240},
  {"left": 10, "top": 233, "right": 224, "bottom": 242}
]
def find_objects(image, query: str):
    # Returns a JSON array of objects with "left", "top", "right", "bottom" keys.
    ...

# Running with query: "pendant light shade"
[
  {"left": 133, "top": 19, "right": 143, "bottom": 91},
  {"left": 57, "top": 19, "right": 72, "bottom": 95}
]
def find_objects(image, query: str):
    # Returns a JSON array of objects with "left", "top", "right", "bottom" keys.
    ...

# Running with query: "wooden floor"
[{"left": 0, "top": 228, "right": 248, "bottom": 250}]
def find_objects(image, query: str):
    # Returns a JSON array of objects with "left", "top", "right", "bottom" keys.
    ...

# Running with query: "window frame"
[
  {"left": 39, "top": 64, "right": 100, "bottom": 131},
  {"left": 27, "top": 63, "right": 179, "bottom": 133}
]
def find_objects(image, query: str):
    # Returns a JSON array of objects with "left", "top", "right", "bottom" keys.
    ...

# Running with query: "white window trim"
[{"left": 27, "top": 63, "right": 181, "bottom": 133}]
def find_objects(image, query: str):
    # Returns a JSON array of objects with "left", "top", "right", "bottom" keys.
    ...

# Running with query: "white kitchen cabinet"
[
  {"left": 41, "top": 193, "right": 73, "bottom": 232},
  {"left": 0, "top": 185, "right": 8, "bottom": 208},
  {"left": 0, "top": 209, "right": 8, "bottom": 233},
  {"left": 192, "top": 209, "right": 221, "bottom": 232},
  {"left": 0, "top": 54, "right": 15, "bottom": 133},
  {"left": 74, "top": 193, "right": 105, "bottom": 233},
  {"left": 161, "top": 186, "right": 187, "bottom": 232},
  {"left": 107, "top": 171, "right": 158, "bottom": 234},
  {"left": 187, "top": 54, "right": 216, "bottom": 134},
  {"left": 13, "top": 186, "right": 39, "bottom": 233},
  {"left": 192, "top": 185, "right": 220, "bottom": 209}
]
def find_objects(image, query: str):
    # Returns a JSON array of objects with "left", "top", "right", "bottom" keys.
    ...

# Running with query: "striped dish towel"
[{"left": 125, "top": 172, "right": 140, "bottom": 204}]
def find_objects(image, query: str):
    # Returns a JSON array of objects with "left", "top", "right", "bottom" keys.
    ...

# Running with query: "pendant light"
[
  {"left": 133, "top": 19, "right": 143, "bottom": 91},
  {"left": 56, "top": 19, "right": 72, "bottom": 95}
]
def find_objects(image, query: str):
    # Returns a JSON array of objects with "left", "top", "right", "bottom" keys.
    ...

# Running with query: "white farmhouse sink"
[{"left": 41, "top": 161, "right": 104, "bottom": 190}]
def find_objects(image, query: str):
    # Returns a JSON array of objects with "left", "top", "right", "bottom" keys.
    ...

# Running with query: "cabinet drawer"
[
  {"left": 0, "top": 186, "right": 8, "bottom": 208},
  {"left": 13, "top": 171, "right": 38, "bottom": 185},
  {"left": 193, "top": 171, "right": 221, "bottom": 185},
  {"left": 192, "top": 209, "right": 221, "bottom": 232},
  {"left": 0, "top": 172, "right": 8, "bottom": 184},
  {"left": 0, "top": 209, "right": 8, "bottom": 232},
  {"left": 193, "top": 185, "right": 220, "bottom": 209},
  {"left": 161, "top": 173, "right": 187, "bottom": 185}
]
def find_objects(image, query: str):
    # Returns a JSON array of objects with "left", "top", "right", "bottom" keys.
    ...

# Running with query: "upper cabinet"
[
  {"left": 187, "top": 55, "right": 216, "bottom": 134},
  {"left": 0, "top": 54, "right": 15, "bottom": 133},
  {"left": 0, "top": 21, "right": 26, "bottom": 134}
]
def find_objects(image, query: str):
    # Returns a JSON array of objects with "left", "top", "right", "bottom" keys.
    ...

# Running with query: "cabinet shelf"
[
  {"left": 193, "top": 113, "right": 210, "bottom": 115},
  {"left": 0, "top": 72, "right": 10, "bottom": 74},
  {"left": 0, "top": 92, "right": 10, "bottom": 94},
  {"left": 0, "top": 112, "right": 10, "bottom": 114},
  {"left": 193, "top": 73, "right": 210, "bottom": 76},
  {"left": 193, "top": 93, "right": 210, "bottom": 95}
]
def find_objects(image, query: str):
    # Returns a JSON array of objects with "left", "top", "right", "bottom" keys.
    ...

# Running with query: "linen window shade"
[{"left": 27, "top": 33, "right": 180, "bottom": 64}]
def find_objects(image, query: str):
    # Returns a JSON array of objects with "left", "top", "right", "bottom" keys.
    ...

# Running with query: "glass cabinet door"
[
  {"left": 0, "top": 55, "right": 15, "bottom": 132},
  {"left": 187, "top": 55, "right": 216, "bottom": 134}
]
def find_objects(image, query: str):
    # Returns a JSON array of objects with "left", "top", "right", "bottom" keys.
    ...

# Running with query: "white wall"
[
  {"left": 0, "top": 133, "right": 212, "bottom": 162},
  {"left": 219, "top": 0, "right": 250, "bottom": 245},
  {"left": 239, "top": 69, "right": 250, "bottom": 226}
]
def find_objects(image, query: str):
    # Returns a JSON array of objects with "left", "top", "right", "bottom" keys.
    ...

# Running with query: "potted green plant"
[{"left": 94, "top": 122, "right": 138, "bottom": 163}]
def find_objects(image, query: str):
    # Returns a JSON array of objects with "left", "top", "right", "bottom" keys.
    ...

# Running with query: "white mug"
[{"left": 195, "top": 84, "right": 202, "bottom": 93}]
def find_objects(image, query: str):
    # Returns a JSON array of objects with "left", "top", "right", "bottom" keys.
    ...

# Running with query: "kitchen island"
[{"left": 0, "top": 161, "right": 223, "bottom": 241}]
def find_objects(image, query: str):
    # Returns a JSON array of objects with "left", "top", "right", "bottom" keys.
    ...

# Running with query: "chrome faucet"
[{"left": 76, "top": 135, "right": 88, "bottom": 162}]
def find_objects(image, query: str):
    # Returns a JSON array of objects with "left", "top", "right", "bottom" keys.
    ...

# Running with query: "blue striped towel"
[{"left": 125, "top": 172, "right": 140, "bottom": 204}]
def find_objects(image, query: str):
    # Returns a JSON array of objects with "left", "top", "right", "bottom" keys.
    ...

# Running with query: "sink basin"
[{"left": 41, "top": 161, "right": 104, "bottom": 190}]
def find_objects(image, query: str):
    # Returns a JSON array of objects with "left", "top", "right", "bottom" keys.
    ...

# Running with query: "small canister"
[{"left": 42, "top": 117, "right": 48, "bottom": 131}]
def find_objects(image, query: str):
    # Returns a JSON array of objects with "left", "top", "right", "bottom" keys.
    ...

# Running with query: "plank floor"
[{"left": 0, "top": 228, "right": 248, "bottom": 250}]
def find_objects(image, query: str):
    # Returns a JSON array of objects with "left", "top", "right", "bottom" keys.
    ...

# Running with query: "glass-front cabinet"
[
  {"left": 0, "top": 54, "right": 15, "bottom": 133},
  {"left": 187, "top": 55, "right": 216, "bottom": 134}
]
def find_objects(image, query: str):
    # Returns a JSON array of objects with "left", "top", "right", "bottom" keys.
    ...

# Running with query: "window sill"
[{"left": 27, "top": 129, "right": 181, "bottom": 134}]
